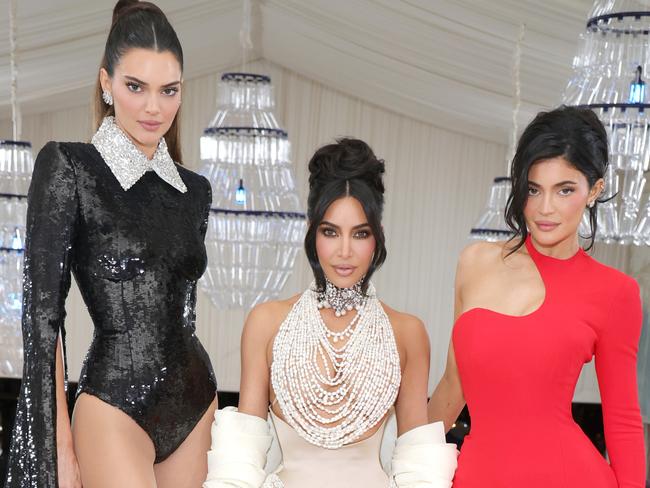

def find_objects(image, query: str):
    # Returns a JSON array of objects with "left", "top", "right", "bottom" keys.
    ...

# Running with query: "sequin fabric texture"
[{"left": 5, "top": 139, "right": 216, "bottom": 487}]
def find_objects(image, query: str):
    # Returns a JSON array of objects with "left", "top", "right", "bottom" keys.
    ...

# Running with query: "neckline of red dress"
[{"left": 525, "top": 235, "right": 585, "bottom": 263}]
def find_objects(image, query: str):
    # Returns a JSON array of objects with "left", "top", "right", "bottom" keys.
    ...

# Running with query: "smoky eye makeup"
[
  {"left": 319, "top": 225, "right": 338, "bottom": 237},
  {"left": 162, "top": 87, "right": 179, "bottom": 96},
  {"left": 317, "top": 221, "right": 373, "bottom": 239},
  {"left": 353, "top": 228, "right": 372, "bottom": 239}
]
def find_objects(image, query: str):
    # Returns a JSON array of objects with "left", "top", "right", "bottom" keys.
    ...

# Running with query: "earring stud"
[{"left": 102, "top": 91, "right": 113, "bottom": 106}]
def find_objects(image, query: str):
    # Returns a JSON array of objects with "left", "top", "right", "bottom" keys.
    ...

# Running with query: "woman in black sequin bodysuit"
[{"left": 4, "top": 2, "right": 217, "bottom": 487}]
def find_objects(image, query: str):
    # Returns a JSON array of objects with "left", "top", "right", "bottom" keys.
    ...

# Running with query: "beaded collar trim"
[
  {"left": 91, "top": 116, "right": 187, "bottom": 193},
  {"left": 315, "top": 277, "right": 370, "bottom": 317}
]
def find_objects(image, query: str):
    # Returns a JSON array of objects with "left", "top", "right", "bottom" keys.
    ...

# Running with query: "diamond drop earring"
[{"left": 102, "top": 91, "right": 113, "bottom": 106}]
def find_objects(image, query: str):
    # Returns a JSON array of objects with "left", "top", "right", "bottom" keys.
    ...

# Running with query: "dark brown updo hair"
[
  {"left": 304, "top": 138, "right": 387, "bottom": 292},
  {"left": 505, "top": 105, "right": 609, "bottom": 253},
  {"left": 94, "top": 0, "right": 184, "bottom": 162}
]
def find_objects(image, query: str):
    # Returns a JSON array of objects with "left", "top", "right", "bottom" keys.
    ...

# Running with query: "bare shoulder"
[
  {"left": 381, "top": 302, "right": 429, "bottom": 352},
  {"left": 457, "top": 240, "right": 516, "bottom": 279},
  {"left": 243, "top": 294, "right": 301, "bottom": 344},
  {"left": 458, "top": 240, "right": 508, "bottom": 268}
]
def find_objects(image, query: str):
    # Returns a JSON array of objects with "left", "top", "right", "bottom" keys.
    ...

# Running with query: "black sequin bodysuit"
[{"left": 5, "top": 139, "right": 217, "bottom": 487}]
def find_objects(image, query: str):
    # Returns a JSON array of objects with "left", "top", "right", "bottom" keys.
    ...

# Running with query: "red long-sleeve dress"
[{"left": 452, "top": 236, "right": 646, "bottom": 487}]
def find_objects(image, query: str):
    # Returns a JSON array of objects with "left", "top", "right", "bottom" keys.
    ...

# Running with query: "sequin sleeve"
[
  {"left": 5, "top": 142, "right": 79, "bottom": 488},
  {"left": 199, "top": 176, "right": 212, "bottom": 239}
]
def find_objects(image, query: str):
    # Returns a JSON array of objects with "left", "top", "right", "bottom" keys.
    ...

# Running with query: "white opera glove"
[
  {"left": 390, "top": 421, "right": 459, "bottom": 488},
  {"left": 203, "top": 407, "right": 273, "bottom": 488}
]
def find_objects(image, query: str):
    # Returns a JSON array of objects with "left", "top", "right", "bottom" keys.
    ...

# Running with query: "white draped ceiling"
[{"left": 0, "top": 0, "right": 593, "bottom": 142}]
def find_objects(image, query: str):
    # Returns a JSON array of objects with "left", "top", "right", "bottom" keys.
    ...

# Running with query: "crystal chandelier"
[
  {"left": 469, "top": 25, "right": 525, "bottom": 241},
  {"left": 199, "top": 72, "right": 305, "bottom": 309},
  {"left": 563, "top": 0, "right": 650, "bottom": 245},
  {"left": 0, "top": 0, "right": 34, "bottom": 377},
  {"left": 469, "top": 177, "right": 513, "bottom": 241}
]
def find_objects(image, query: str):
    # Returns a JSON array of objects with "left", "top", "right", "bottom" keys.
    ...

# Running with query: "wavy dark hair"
[
  {"left": 305, "top": 138, "right": 387, "bottom": 292},
  {"left": 94, "top": 0, "right": 184, "bottom": 163},
  {"left": 505, "top": 105, "right": 609, "bottom": 254}
]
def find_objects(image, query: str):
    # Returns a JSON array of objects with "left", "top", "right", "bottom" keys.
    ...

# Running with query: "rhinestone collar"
[
  {"left": 91, "top": 116, "right": 187, "bottom": 193},
  {"left": 315, "top": 277, "right": 372, "bottom": 317}
]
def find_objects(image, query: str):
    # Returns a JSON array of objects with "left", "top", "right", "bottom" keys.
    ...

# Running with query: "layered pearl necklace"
[{"left": 271, "top": 280, "right": 401, "bottom": 449}]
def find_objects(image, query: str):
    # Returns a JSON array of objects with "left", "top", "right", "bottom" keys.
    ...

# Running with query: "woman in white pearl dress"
[{"left": 204, "top": 139, "right": 458, "bottom": 488}]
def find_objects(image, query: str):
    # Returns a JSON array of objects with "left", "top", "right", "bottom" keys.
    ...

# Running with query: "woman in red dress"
[{"left": 428, "top": 106, "right": 646, "bottom": 487}]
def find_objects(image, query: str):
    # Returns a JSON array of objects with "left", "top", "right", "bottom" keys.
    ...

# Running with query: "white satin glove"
[
  {"left": 390, "top": 421, "right": 459, "bottom": 488},
  {"left": 203, "top": 407, "right": 273, "bottom": 488}
]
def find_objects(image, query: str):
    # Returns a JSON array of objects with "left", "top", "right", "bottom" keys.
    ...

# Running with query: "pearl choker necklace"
[{"left": 316, "top": 278, "right": 368, "bottom": 317}]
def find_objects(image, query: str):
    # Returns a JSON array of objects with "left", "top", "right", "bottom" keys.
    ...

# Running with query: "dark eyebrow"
[
  {"left": 320, "top": 221, "right": 370, "bottom": 230},
  {"left": 528, "top": 180, "right": 578, "bottom": 188},
  {"left": 124, "top": 75, "right": 181, "bottom": 88},
  {"left": 553, "top": 180, "right": 578, "bottom": 187}
]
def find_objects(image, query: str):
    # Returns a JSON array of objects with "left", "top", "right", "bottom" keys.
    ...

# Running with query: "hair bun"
[
  {"left": 308, "top": 138, "right": 385, "bottom": 195},
  {"left": 112, "top": 0, "right": 140, "bottom": 24}
]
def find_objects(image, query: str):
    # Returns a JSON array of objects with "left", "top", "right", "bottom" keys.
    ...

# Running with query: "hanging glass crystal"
[
  {"left": 469, "top": 177, "right": 514, "bottom": 241},
  {"left": 199, "top": 73, "right": 306, "bottom": 309},
  {"left": 0, "top": 141, "right": 33, "bottom": 378},
  {"left": 564, "top": 0, "right": 650, "bottom": 245},
  {"left": 0, "top": 0, "right": 32, "bottom": 378}
]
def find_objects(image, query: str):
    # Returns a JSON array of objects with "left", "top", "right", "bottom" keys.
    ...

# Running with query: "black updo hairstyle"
[
  {"left": 505, "top": 105, "right": 609, "bottom": 254},
  {"left": 305, "top": 138, "right": 387, "bottom": 292},
  {"left": 94, "top": 0, "right": 184, "bottom": 162}
]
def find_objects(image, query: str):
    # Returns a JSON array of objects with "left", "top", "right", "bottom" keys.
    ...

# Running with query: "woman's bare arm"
[
  {"left": 238, "top": 302, "right": 283, "bottom": 419},
  {"left": 427, "top": 251, "right": 468, "bottom": 430},
  {"left": 427, "top": 341, "right": 465, "bottom": 430},
  {"left": 394, "top": 315, "right": 431, "bottom": 436}
]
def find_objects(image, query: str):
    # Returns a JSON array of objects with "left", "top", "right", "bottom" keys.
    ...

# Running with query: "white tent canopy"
[{"left": 0, "top": 0, "right": 592, "bottom": 142}]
